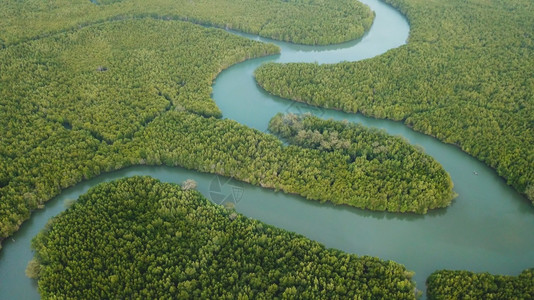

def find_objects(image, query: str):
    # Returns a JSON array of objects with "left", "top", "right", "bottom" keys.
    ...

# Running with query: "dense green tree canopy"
[
  {"left": 0, "top": 15, "right": 453, "bottom": 250},
  {"left": 268, "top": 113, "right": 455, "bottom": 212},
  {"left": 0, "top": 19, "right": 278, "bottom": 245},
  {"left": 426, "top": 269, "right": 534, "bottom": 299},
  {"left": 0, "top": 0, "right": 374, "bottom": 46},
  {"left": 30, "top": 176, "right": 418, "bottom": 299},
  {"left": 1, "top": 0, "right": 530, "bottom": 298},
  {"left": 123, "top": 111, "right": 455, "bottom": 214},
  {"left": 254, "top": 0, "right": 534, "bottom": 203}
]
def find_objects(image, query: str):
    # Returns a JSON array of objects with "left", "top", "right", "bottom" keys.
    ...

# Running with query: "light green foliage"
[
  {"left": 254, "top": 0, "right": 534, "bottom": 203},
  {"left": 25, "top": 258, "right": 41, "bottom": 279},
  {"left": 427, "top": 269, "right": 534, "bottom": 299},
  {"left": 0, "top": 0, "right": 373, "bottom": 46},
  {"left": 181, "top": 179, "right": 197, "bottom": 191},
  {"left": 31, "top": 176, "right": 417, "bottom": 299},
  {"left": 268, "top": 113, "right": 455, "bottom": 213}
]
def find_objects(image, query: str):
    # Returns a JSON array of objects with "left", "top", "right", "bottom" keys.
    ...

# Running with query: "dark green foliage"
[
  {"left": 268, "top": 113, "right": 455, "bottom": 212},
  {"left": 427, "top": 269, "right": 534, "bottom": 299},
  {"left": 254, "top": 0, "right": 534, "bottom": 203},
  {"left": 0, "top": 0, "right": 374, "bottom": 46},
  {"left": 31, "top": 176, "right": 417, "bottom": 299}
]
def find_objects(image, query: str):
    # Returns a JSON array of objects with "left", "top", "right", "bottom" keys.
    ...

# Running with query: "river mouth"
[{"left": 1, "top": 0, "right": 533, "bottom": 299}]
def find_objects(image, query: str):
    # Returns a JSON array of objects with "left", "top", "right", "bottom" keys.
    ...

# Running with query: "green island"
[
  {"left": 254, "top": 0, "right": 534, "bottom": 203},
  {"left": 426, "top": 269, "right": 534, "bottom": 299},
  {"left": 27, "top": 176, "right": 418, "bottom": 299},
  {"left": 0, "top": 0, "right": 374, "bottom": 46},
  {"left": 268, "top": 113, "right": 455, "bottom": 213}
]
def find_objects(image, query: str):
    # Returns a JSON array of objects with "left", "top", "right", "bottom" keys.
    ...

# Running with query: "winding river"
[{"left": 1, "top": 0, "right": 533, "bottom": 298}]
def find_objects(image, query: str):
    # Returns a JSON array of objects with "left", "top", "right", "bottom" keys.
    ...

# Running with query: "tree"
[
  {"left": 25, "top": 258, "right": 40, "bottom": 279},
  {"left": 182, "top": 179, "right": 198, "bottom": 191}
]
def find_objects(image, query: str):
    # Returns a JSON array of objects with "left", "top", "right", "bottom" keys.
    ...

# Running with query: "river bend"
[{"left": 0, "top": 0, "right": 533, "bottom": 298}]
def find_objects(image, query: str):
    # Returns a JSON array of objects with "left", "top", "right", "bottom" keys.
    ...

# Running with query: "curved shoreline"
[
  {"left": 254, "top": 81, "right": 528, "bottom": 204},
  {"left": 0, "top": 0, "right": 533, "bottom": 299}
]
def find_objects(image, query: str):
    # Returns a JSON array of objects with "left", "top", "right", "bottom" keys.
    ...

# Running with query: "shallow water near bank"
[{"left": 0, "top": 0, "right": 533, "bottom": 299}]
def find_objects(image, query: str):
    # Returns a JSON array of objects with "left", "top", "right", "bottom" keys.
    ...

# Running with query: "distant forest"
[{"left": 0, "top": 0, "right": 373, "bottom": 46}]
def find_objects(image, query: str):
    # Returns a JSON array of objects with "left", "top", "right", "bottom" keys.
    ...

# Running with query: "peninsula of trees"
[
  {"left": 268, "top": 113, "right": 455, "bottom": 213},
  {"left": 28, "top": 176, "right": 418, "bottom": 299}
]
